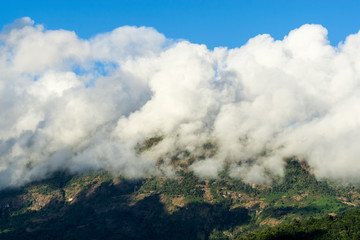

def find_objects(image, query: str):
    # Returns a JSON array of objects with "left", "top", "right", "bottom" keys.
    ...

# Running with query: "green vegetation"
[
  {"left": 136, "top": 136, "right": 164, "bottom": 153},
  {"left": 142, "top": 172, "right": 203, "bottom": 195},
  {"left": 241, "top": 209, "right": 360, "bottom": 240},
  {"left": 1, "top": 157, "right": 360, "bottom": 239}
]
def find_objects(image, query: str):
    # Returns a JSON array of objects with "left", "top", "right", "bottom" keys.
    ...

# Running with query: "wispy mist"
[{"left": 1, "top": 17, "right": 360, "bottom": 188}]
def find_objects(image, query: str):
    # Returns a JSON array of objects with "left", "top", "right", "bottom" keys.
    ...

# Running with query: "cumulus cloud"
[
  {"left": 1, "top": 18, "right": 360, "bottom": 188},
  {"left": 190, "top": 158, "right": 223, "bottom": 179}
]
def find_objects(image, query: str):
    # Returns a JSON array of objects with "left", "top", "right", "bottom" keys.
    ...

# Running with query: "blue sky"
[{"left": 2, "top": 0, "right": 360, "bottom": 48}]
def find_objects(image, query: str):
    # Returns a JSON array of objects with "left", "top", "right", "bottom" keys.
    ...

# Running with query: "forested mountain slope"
[{"left": 1, "top": 157, "right": 360, "bottom": 239}]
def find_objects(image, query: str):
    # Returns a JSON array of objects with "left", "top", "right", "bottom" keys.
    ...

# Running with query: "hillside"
[
  {"left": 1, "top": 156, "right": 360, "bottom": 239},
  {"left": 241, "top": 209, "right": 360, "bottom": 240}
]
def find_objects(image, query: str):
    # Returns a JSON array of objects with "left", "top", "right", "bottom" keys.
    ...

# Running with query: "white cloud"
[
  {"left": 190, "top": 158, "right": 223, "bottom": 178},
  {"left": 1, "top": 19, "right": 360, "bottom": 188}
]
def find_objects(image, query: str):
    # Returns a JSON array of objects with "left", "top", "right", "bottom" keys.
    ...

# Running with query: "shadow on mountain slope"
[{"left": 0, "top": 178, "right": 250, "bottom": 240}]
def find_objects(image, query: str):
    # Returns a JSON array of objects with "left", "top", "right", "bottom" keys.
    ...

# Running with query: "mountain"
[
  {"left": 241, "top": 209, "right": 360, "bottom": 240},
  {"left": 1, "top": 157, "right": 360, "bottom": 240}
]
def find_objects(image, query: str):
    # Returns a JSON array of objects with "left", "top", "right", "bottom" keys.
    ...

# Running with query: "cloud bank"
[{"left": 1, "top": 17, "right": 360, "bottom": 188}]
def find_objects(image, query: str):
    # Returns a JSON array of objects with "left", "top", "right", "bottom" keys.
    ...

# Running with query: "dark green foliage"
[
  {"left": 0, "top": 188, "right": 249, "bottom": 240},
  {"left": 0, "top": 188, "right": 24, "bottom": 200},
  {"left": 162, "top": 172, "right": 204, "bottom": 200},
  {"left": 138, "top": 172, "right": 205, "bottom": 201},
  {"left": 241, "top": 210, "right": 360, "bottom": 240},
  {"left": 266, "top": 159, "right": 333, "bottom": 195}
]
